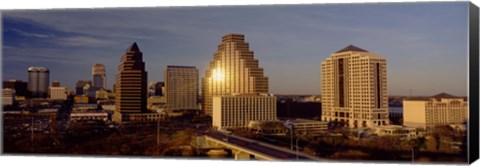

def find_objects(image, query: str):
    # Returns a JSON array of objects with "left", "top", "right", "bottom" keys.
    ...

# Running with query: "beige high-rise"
[
  {"left": 202, "top": 34, "right": 268, "bottom": 115},
  {"left": 165, "top": 66, "right": 198, "bottom": 110},
  {"left": 321, "top": 45, "right": 388, "bottom": 128}
]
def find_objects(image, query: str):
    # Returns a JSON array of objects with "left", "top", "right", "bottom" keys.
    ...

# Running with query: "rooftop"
[
  {"left": 335, "top": 45, "right": 368, "bottom": 53},
  {"left": 126, "top": 42, "right": 141, "bottom": 52}
]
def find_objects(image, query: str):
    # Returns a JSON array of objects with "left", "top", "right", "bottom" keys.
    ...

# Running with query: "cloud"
[
  {"left": 56, "top": 36, "right": 117, "bottom": 47},
  {"left": 10, "top": 28, "right": 52, "bottom": 38}
]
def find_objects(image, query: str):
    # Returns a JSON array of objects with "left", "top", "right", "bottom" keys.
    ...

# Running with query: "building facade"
[
  {"left": 49, "top": 87, "right": 68, "bottom": 100},
  {"left": 155, "top": 82, "right": 165, "bottom": 96},
  {"left": 403, "top": 93, "right": 468, "bottom": 129},
  {"left": 212, "top": 94, "right": 276, "bottom": 130},
  {"left": 165, "top": 66, "right": 198, "bottom": 110},
  {"left": 203, "top": 34, "right": 268, "bottom": 115},
  {"left": 75, "top": 80, "right": 92, "bottom": 95},
  {"left": 3, "top": 80, "right": 28, "bottom": 97},
  {"left": 114, "top": 42, "right": 148, "bottom": 122},
  {"left": 92, "top": 64, "right": 107, "bottom": 89},
  {"left": 3, "top": 88, "right": 15, "bottom": 106},
  {"left": 51, "top": 80, "right": 61, "bottom": 87},
  {"left": 28, "top": 66, "right": 50, "bottom": 98},
  {"left": 284, "top": 118, "right": 329, "bottom": 136},
  {"left": 321, "top": 45, "right": 388, "bottom": 128}
]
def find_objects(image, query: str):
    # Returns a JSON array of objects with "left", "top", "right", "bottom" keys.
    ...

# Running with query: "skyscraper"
[
  {"left": 28, "top": 66, "right": 49, "bottom": 98},
  {"left": 92, "top": 64, "right": 106, "bottom": 89},
  {"left": 165, "top": 66, "right": 198, "bottom": 110},
  {"left": 202, "top": 34, "right": 268, "bottom": 115},
  {"left": 321, "top": 45, "right": 388, "bottom": 128},
  {"left": 114, "top": 42, "right": 148, "bottom": 122}
]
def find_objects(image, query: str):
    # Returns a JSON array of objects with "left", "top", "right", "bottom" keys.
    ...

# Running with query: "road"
[{"left": 206, "top": 132, "right": 316, "bottom": 160}]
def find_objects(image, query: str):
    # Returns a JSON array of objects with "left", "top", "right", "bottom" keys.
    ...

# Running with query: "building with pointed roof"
[
  {"left": 321, "top": 45, "right": 388, "bottom": 128},
  {"left": 113, "top": 42, "right": 148, "bottom": 122}
]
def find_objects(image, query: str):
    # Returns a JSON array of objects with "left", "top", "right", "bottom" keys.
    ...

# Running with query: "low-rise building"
[
  {"left": 403, "top": 93, "right": 468, "bottom": 129},
  {"left": 49, "top": 87, "right": 68, "bottom": 100},
  {"left": 248, "top": 121, "right": 287, "bottom": 135},
  {"left": 372, "top": 125, "right": 418, "bottom": 139},
  {"left": 70, "top": 112, "right": 108, "bottom": 122},
  {"left": 284, "top": 118, "right": 328, "bottom": 136},
  {"left": 74, "top": 95, "right": 89, "bottom": 104}
]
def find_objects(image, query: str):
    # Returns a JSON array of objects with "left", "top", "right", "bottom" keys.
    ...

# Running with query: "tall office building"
[
  {"left": 3, "top": 80, "right": 28, "bottom": 97},
  {"left": 202, "top": 34, "right": 268, "bottom": 115},
  {"left": 75, "top": 80, "right": 92, "bottom": 95},
  {"left": 165, "top": 66, "right": 198, "bottom": 110},
  {"left": 321, "top": 45, "right": 388, "bottom": 128},
  {"left": 28, "top": 66, "right": 50, "bottom": 98},
  {"left": 114, "top": 42, "right": 148, "bottom": 122},
  {"left": 403, "top": 93, "right": 468, "bottom": 129},
  {"left": 92, "top": 64, "right": 107, "bottom": 89}
]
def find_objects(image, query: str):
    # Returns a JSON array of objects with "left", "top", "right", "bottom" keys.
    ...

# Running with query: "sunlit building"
[
  {"left": 203, "top": 34, "right": 268, "bottom": 115},
  {"left": 28, "top": 66, "right": 50, "bottom": 98},
  {"left": 3, "top": 88, "right": 15, "bottom": 106},
  {"left": 165, "top": 66, "right": 198, "bottom": 110},
  {"left": 49, "top": 87, "right": 68, "bottom": 100},
  {"left": 403, "top": 93, "right": 468, "bottom": 129},
  {"left": 113, "top": 42, "right": 148, "bottom": 122},
  {"left": 212, "top": 93, "right": 276, "bottom": 130},
  {"left": 321, "top": 45, "right": 388, "bottom": 128},
  {"left": 92, "top": 64, "right": 107, "bottom": 89}
]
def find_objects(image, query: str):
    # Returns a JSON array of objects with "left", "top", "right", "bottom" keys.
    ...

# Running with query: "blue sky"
[{"left": 2, "top": 2, "right": 469, "bottom": 96}]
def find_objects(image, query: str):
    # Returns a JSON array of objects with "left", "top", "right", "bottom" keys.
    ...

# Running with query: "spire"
[
  {"left": 126, "top": 42, "right": 140, "bottom": 52},
  {"left": 335, "top": 45, "right": 368, "bottom": 53}
]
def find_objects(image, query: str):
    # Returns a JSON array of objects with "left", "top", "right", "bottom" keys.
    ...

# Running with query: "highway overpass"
[{"left": 193, "top": 132, "right": 320, "bottom": 160}]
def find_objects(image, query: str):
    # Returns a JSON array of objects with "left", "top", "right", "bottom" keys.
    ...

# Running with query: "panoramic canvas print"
[{"left": 1, "top": 1, "right": 477, "bottom": 164}]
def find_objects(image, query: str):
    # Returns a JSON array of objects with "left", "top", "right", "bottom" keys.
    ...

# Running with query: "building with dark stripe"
[{"left": 321, "top": 45, "right": 388, "bottom": 128}]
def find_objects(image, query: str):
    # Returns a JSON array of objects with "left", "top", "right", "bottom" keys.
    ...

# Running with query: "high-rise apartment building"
[
  {"left": 3, "top": 80, "right": 28, "bottom": 97},
  {"left": 92, "top": 64, "right": 107, "bottom": 89},
  {"left": 114, "top": 42, "right": 148, "bottom": 122},
  {"left": 203, "top": 34, "right": 268, "bottom": 115},
  {"left": 321, "top": 45, "right": 388, "bottom": 128},
  {"left": 212, "top": 93, "right": 276, "bottom": 130},
  {"left": 28, "top": 66, "right": 50, "bottom": 98},
  {"left": 165, "top": 66, "right": 198, "bottom": 110},
  {"left": 403, "top": 93, "right": 468, "bottom": 129}
]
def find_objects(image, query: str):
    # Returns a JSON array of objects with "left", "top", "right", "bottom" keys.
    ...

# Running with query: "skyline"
[{"left": 2, "top": 2, "right": 469, "bottom": 96}]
